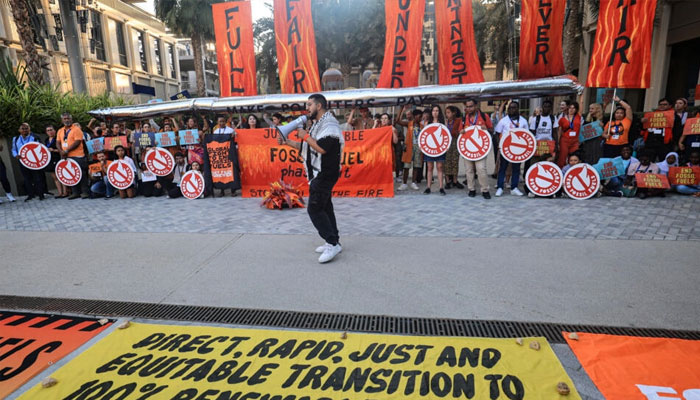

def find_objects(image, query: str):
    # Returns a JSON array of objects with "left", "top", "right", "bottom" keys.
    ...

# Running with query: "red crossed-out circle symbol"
[
  {"left": 457, "top": 126, "right": 492, "bottom": 161},
  {"left": 144, "top": 147, "right": 175, "bottom": 176},
  {"left": 19, "top": 142, "right": 51, "bottom": 170},
  {"left": 418, "top": 123, "right": 452, "bottom": 157},
  {"left": 526, "top": 162, "right": 563, "bottom": 196},
  {"left": 499, "top": 128, "right": 536, "bottom": 163},
  {"left": 55, "top": 158, "right": 82, "bottom": 186},
  {"left": 563, "top": 163, "right": 600, "bottom": 200},
  {"left": 180, "top": 170, "right": 204, "bottom": 200},
  {"left": 107, "top": 160, "right": 134, "bottom": 190}
]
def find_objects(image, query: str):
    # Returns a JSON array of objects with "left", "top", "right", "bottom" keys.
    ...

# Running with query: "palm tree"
[
  {"left": 474, "top": 0, "right": 510, "bottom": 80},
  {"left": 154, "top": 0, "right": 215, "bottom": 97},
  {"left": 5, "top": 0, "right": 44, "bottom": 84},
  {"left": 253, "top": 16, "right": 279, "bottom": 94}
]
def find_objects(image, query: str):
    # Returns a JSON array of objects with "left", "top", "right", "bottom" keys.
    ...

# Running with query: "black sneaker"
[
  {"left": 445, "top": 182, "right": 453, "bottom": 189},
  {"left": 423, "top": 188, "right": 431, "bottom": 194},
  {"left": 482, "top": 191, "right": 491, "bottom": 199},
  {"left": 462, "top": 179, "right": 469, "bottom": 185},
  {"left": 24, "top": 196, "right": 35, "bottom": 202},
  {"left": 68, "top": 194, "right": 80, "bottom": 200},
  {"left": 439, "top": 188, "right": 446, "bottom": 196},
  {"left": 38, "top": 194, "right": 45, "bottom": 200},
  {"left": 454, "top": 182, "right": 464, "bottom": 189},
  {"left": 468, "top": 190, "right": 476, "bottom": 197}
]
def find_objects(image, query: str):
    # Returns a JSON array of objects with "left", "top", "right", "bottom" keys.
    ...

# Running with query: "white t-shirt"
[
  {"left": 495, "top": 115, "right": 529, "bottom": 135},
  {"left": 529, "top": 114, "right": 559, "bottom": 141},
  {"left": 213, "top": 126, "right": 235, "bottom": 135}
]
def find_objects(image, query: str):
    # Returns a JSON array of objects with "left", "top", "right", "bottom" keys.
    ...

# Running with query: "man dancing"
[{"left": 278, "top": 94, "right": 344, "bottom": 263}]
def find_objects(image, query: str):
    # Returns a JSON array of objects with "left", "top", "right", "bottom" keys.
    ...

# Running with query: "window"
[
  {"left": 90, "top": 11, "right": 106, "bottom": 61},
  {"left": 115, "top": 21, "right": 127, "bottom": 66},
  {"left": 153, "top": 37, "right": 162, "bottom": 75},
  {"left": 136, "top": 31, "right": 148, "bottom": 71},
  {"left": 167, "top": 44, "right": 176, "bottom": 79}
]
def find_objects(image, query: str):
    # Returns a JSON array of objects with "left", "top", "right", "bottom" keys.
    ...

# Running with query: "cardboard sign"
[
  {"left": 180, "top": 170, "right": 205, "bottom": 199},
  {"left": 563, "top": 163, "right": 600, "bottom": 200},
  {"left": 17, "top": 322, "right": 581, "bottom": 399},
  {"left": 237, "top": 128, "right": 394, "bottom": 198},
  {"left": 86, "top": 138, "right": 105, "bottom": 154},
  {"left": 526, "top": 161, "right": 563, "bottom": 196},
  {"left": 132, "top": 132, "right": 156, "bottom": 150},
  {"left": 457, "top": 126, "right": 491, "bottom": 161},
  {"left": 144, "top": 147, "right": 175, "bottom": 176},
  {"left": 668, "top": 166, "right": 700, "bottom": 186},
  {"left": 565, "top": 332, "right": 700, "bottom": 400},
  {"left": 156, "top": 131, "right": 178, "bottom": 147},
  {"left": 418, "top": 123, "right": 452, "bottom": 157},
  {"left": 643, "top": 110, "right": 674, "bottom": 130},
  {"left": 107, "top": 160, "right": 134, "bottom": 190},
  {"left": 683, "top": 117, "right": 700, "bottom": 136},
  {"left": 593, "top": 157, "right": 626, "bottom": 179},
  {"left": 55, "top": 158, "right": 82, "bottom": 186},
  {"left": 635, "top": 173, "right": 671, "bottom": 189},
  {"left": 580, "top": 122, "right": 604, "bottom": 142},
  {"left": 535, "top": 140, "right": 555, "bottom": 157},
  {"left": 103, "top": 135, "right": 128, "bottom": 152},
  {"left": 499, "top": 128, "right": 536, "bottom": 163},
  {"left": 18, "top": 142, "right": 50, "bottom": 170},
  {"left": 0, "top": 310, "right": 111, "bottom": 399},
  {"left": 179, "top": 129, "right": 200, "bottom": 146}
]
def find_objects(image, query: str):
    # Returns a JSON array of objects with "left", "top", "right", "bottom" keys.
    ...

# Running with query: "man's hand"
[
  {"left": 297, "top": 128, "right": 308, "bottom": 141},
  {"left": 276, "top": 135, "right": 285, "bottom": 145},
  {"left": 60, "top": 150, "right": 67, "bottom": 158}
]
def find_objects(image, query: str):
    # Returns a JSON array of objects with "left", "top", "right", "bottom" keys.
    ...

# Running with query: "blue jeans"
[
  {"left": 90, "top": 177, "right": 115, "bottom": 197},
  {"left": 676, "top": 185, "right": 700, "bottom": 195},
  {"left": 497, "top": 158, "right": 520, "bottom": 190},
  {"left": 606, "top": 176, "right": 624, "bottom": 192}
]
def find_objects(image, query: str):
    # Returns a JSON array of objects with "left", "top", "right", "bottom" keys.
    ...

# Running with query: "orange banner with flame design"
[
  {"left": 377, "top": 0, "right": 425, "bottom": 88},
  {"left": 273, "top": 0, "right": 321, "bottom": 94},
  {"left": 236, "top": 128, "right": 394, "bottom": 198},
  {"left": 435, "top": 0, "right": 484, "bottom": 84},
  {"left": 586, "top": 0, "right": 656, "bottom": 88},
  {"left": 212, "top": 1, "right": 257, "bottom": 96},
  {"left": 519, "top": 0, "right": 565, "bottom": 79}
]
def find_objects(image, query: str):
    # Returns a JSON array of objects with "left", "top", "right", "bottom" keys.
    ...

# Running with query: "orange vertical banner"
[
  {"left": 518, "top": 0, "right": 565, "bottom": 79},
  {"left": 212, "top": 1, "right": 257, "bottom": 96},
  {"left": 377, "top": 0, "right": 425, "bottom": 88},
  {"left": 435, "top": 0, "right": 484, "bottom": 84},
  {"left": 586, "top": 0, "right": 657, "bottom": 88},
  {"left": 273, "top": 0, "right": 321, "bottom": 94}
]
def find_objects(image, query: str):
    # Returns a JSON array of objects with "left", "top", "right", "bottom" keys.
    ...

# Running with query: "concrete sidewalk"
[{"left": 3, "top": 230, "right": 698, "bottom": 331}]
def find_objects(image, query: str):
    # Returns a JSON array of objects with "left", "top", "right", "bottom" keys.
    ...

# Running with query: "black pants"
[
  {"left": 70, "top": 156, "right": 90, "bottom": 195},
  {"left": 645, "top": 142, "right": 670, "bottom": 163},
  {"left": 19, "top": 165, "right": 45, "bottom": 197},
  {"left": 308, "top": 181, "right": 339, "bottom": 246},
  {"left": 0, "top": 158, "right": 11, "bottom": 194}
]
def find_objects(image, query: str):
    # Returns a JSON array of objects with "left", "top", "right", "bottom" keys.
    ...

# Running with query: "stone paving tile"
[{"left": 1, "top": 187, "right": 699, "bottom": 240}]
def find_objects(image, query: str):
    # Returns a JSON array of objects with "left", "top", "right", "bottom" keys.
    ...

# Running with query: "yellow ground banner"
[{"left": 18, "top": 322, "right": 580, "bottom": 400}]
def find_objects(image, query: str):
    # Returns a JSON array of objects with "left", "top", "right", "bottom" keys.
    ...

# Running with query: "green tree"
[
  {"left": 253, "top": 16, "right": 279, "bottom": 94},
  {"left": 154, "top": 0, "right": 215, "bottom": 97},
  {"left": 474, "top": 0, "right": 510, "bottom": 80},
  {"left": 3, "top": 0, "right": 45, "bottom": 84}
]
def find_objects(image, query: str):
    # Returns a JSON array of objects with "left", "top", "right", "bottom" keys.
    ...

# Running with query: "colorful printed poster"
[
  {"left": 86, "top": 137, "right": 104, "bottom": 154},
  {"left": 593, "top": 157, "right": 626, "bottom": 179},
  {"left": 155, "top": 131, "right": 178, "bottom": 147},
  {"left": 179, "top": 129, "right": 200, "bottom": 146},
  {"left": 103, "top": 135, "right": 128, "bottom": 152},
  {"left": 580, "top": 122, "right": 604, "bottom": 142},
  {"left": 132, "top": 132, "right": 155, "bottom": 150},
  {"left": 203, "top": 134, "right": 241, "bottom": 191}
]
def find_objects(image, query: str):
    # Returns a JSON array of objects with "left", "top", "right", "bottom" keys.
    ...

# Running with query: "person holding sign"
[
  {"left": 424, "top": 105, "right": 448, "bottom": 196},
  {"left": 657, "top": 152, "right": 679, "bottom": 176},
  {"left": 45, "top": 125, "right": 66, "bottom": 198},
  {"left": 460, "top": 98, "right": 493, "bottom": 199},
  {"left": 444, "top": 106, "right": 464, "bottom": 190},
  {"left": 495, "top": 101, "right": 528, "bottom": 197},
  {"left": 114, "top": 145, "right": 136, "bottom": 199},
  {"left": 277, "top": 94, "right": 344, "bottom": 264},
  {"left": 641, "top": 98, "right": 677, "bottom": 162},
  {"left": 88, "top": 151, "right": 114, "bottom": 199},
  {"left": 678, "top": 111, "right": 700, "bottom": 162},
  {"left": 602, "top": 96, "right": 633, "bottom": 158},
  {"left": 556, "top": 101, "right": 584, "bottom": 168},
  {"left": 582, "top": 103, "right": 605, "bottom": 165},
  {"left": 626, "top": 151, "right": 662, "bottom": 199},
  {"left": 11, "top": 123, "right": 46, "bottom": 201},
  {"left": 675, "top": 151, "right": 700, "bottom": 196},
  {"left": 57, "top": 113, "right": 89, "bottom": 199}
]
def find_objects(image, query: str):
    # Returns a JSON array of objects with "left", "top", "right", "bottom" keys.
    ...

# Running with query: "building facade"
[
  {"left": 0, "top": 0, "right": 181, "bottom": 103},
  {"left": 176, "top": 38, "right": 219, "bottom": 97}
]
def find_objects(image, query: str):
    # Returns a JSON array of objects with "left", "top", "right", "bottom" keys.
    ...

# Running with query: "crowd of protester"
[{"left": 1, "top": 96, "right": 698, "bottom": 204}]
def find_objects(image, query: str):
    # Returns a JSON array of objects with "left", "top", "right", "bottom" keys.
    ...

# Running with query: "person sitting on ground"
[
  {"left": 657, "top": 152, "right": 679, "bottom": 176},
  {"left": 603, "top": 145, "right": 638, "bottom": 197},
  {"left": 167, "top": 152, "right": 188, "bottom": 198},
  {"left": 113, "top": 145, "right": 136, "bottom": 199},
  {"left": 602, "top": 96, "right": 633, "bottom": 158},
  {"left": 626, "top": 150, "right": 662, "bottom": 199},
  {"left": 561, "top": 152, "right": 581, "bottom": 176},
  {"left": 89, "top": 151, "right": 114, "bottom": 199},
  {"left": 675, "top": 151, "right": 700, "bottom": 196}
]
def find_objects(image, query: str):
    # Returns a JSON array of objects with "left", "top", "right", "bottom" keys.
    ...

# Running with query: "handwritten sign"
[
  {"left": 668, "top": 166, "right": 700, "bottom": 186},
  {"left": 156, "top": 131, "right": 178, "bottom": 147},
  {"left": 580, "top": 122, "right": 604, "bottom": 142},
  {"left": 179, "top": 129, "right": 200, "bottom": 145},
  {"left": 593, "top": 157, "right": 626, "bottom": 179},
  {"left": 635, "top": 173, "right": 671, "bottom": 189},
  {"left": 683, "top": 117, "right": 700, "bottom": 136},
  {"left": 535, "top": 140, "right": 555, "bottom": 156}
]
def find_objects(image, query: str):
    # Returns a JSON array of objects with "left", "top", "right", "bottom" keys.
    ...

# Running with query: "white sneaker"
[
  {"left": 319, "top": 244, "right": 342, "bottom": 263},
  {"left": 511, "top": 188, "right": 524, "bottom": 196},
  {"left": 495, "top": 188, "right": 503, "bottom": 197},
  {"left": 6, "top": 193, "right": 16, "bottom": 202},
  {"left": 316, "top": 243, "right": 342, "bottom": 254},
  {"left": 397, "top": 183, "right": 408, "bottom": 191},
  {"left": 410, "top": 182, "right": 419, "bottom": 190},
  {"left": 527, "top": 192, "right": 535, "bottom": 198}
]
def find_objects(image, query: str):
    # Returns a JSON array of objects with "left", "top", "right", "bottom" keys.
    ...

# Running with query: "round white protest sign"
[
  {"left": 55, "top": 158, "right": 82, "bottom": 187},
  {"left": 418, "top": 123, "right": 452, "bottom": 157},
  {"left": 526, "top": 162, "right": 563, "bottom": 197},
  {"left": 563, "top": 163, "right": 601, "bottom": 200},
  {"left": 180, "top": 170, "right": 205, "bottom": 200},
  {"left": 144, "top": 147, "right": 175, "bottom": 176},
  {"left": 499, "top": 128, "right": 536, "bottom": 163},
  {"left": 19, "top": 142, "right": 51, "bottom": 170},
  {"left": 107, "top": 160, "right": 135, "bottom": 190},
  {"left": 457, "top": 126, "right": 492, "bottom": 161}
]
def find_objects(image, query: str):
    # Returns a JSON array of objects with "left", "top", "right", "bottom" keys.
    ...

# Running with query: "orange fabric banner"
[
  {"left": 434, "top": 0, "right": 483, "bottom": 84},
  {"left": 377, "top": 0, "right": 425, "bottom": 88},
  {"left": 519, "top": 0, "right": 565, "bottom": 79},
  {"left": 565, "top": 332, "right": 700, "bottom": 400},
  {"left": 273, "top": 0, "right": 321, "bottom": 94},
  {"left": 586, "top": 0, "right": 656, "bottom": 88},
  {"left": 0, "top": 311, "right": 111, "bottom": 398},
  {"left": 237, "top": 127, "right": 394, "bottom": 198},
  {"left": 212, "top": 1, "right": 257, "bottom": 96}
]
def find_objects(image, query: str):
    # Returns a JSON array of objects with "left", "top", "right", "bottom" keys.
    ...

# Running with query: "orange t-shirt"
[
  {"left": 604, "top": 117, "right": 631, "bottom": 146},
  {"left": 57, "top": 124, "right": 86, "bottom": 158}
]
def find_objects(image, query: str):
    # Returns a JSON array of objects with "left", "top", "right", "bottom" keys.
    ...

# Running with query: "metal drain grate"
[{"left": 1, "top": 295, "right": 698, "bottom": 343}]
